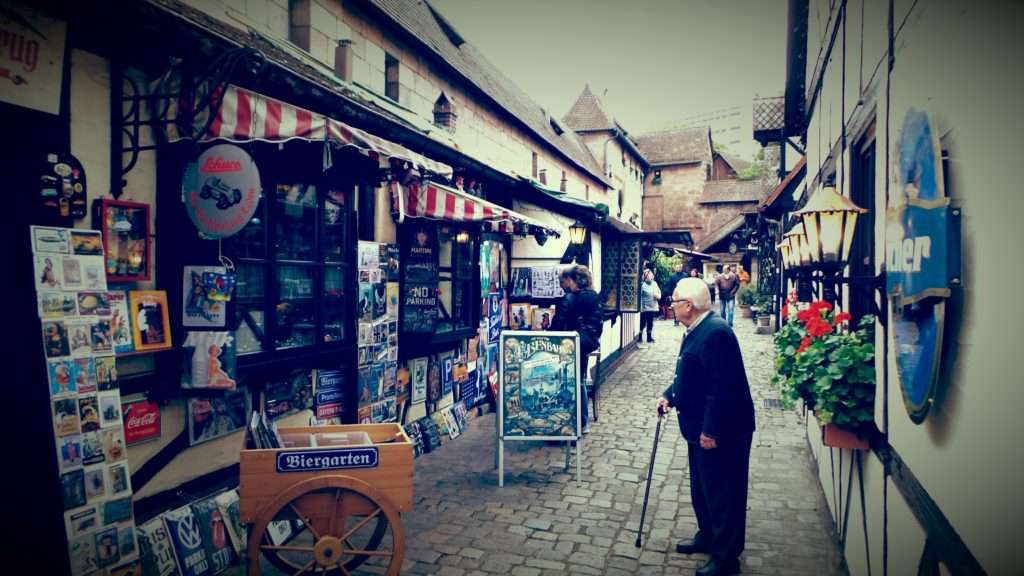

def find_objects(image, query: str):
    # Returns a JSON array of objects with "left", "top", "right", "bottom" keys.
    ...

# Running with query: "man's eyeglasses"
[{"left": 671, "top": 298, "right": 691, "bottom": 306}]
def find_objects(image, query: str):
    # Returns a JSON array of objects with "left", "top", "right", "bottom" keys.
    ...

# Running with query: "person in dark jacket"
[
  {"left": 551, "top": 264, "right": 602, "bottom": 434},
  {"left": 658, "top": 277, "right": 755, "bottom": 576}
]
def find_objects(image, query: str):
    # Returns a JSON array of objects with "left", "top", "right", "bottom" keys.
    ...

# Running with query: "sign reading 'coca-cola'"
[
  {"left": 123, "top": 399, "right": 161, "bottom": 445},
  {"left": 182, "top": 144, "right": 261, "bottom": 239}
]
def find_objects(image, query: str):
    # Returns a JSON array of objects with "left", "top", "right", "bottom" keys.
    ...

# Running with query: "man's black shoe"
[
  {"left": 695, "top": 557, "right": 740, "bottom": 576},
  {"left": 675, "top": 538, "right": 710, "bottom": 554}
]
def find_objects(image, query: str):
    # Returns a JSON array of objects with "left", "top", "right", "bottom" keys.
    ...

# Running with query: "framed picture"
[
  {"left": 97, "top": 199, "right": 150, "bottom": 282},
  {"left": 498, "top": 331, "right": 580, "bottom": 441},
  {"left": 128, "top": 291, "right": 172, "bottom": 352}
]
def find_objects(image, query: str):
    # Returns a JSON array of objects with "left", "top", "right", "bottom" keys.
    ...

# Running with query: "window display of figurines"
[
  {"left": 73, "top": 358, "right": 97, "bottom": 394},
  {"left": 99, "top": 199, "right": 150, "bottom": 282},
  {"left": 275, "top": 182, "right": 317, "bottom": 261},
  {"left": 83, "top": 466, "right": 106, "bottom": 503},
  {"left": 42, "top": 320, "right": 70, "bottom": 358},
  {"left": 56, "top": 434, "right": 83, "bottom": 472},
  {"left": 79, "top": 395, "right": 100, "bottom": 433},
  {"left": 95, "top": 356, "right": 117, "bottom": 391},
  {"left": 106, "top": 461, "right": 131, "bottom": 497},
  {"left": 54, "top": 398, "right": 81, "bottom": 437},
  {"left": 101, "top": 427, "right": 127, "bottom": 463},
  {"left": 322, "top": 189, "right": 347, "bottom": 263},
  {"left": 99, "top": 391, "right": 122, "bottom": 428},
  {"left": 275, "top": 265, "right": 316, "bottom": 350},
  {"left": 322, "top": 265, "right": 345, "bottom": 343},
  {"left": 48, "top": 359, "right": 76, "bottom": 397}
]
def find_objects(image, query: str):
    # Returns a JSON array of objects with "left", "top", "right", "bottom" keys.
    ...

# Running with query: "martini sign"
[{"left": 886, "top": 109, "right": 961, "bottom": 424}]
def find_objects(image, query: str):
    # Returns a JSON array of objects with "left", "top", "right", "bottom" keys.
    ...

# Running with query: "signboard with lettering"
[
  {"left": 499, "top": 331, "right": 580, "bottom": 440},
  {"left": 314, "top": 369, "right": 345, "bottom": 420},
  {"left": 275, "top": 447, "right": 379, "bottom": 473},
  {"left": 123, "top": 398, "right": 161, "bottom": 446},
  {"left": 0, "top": 6, "right": 66, "bottom": 114},
  {"left": 402, "top": 223, "right": 439, "bottom": 333},
  {"left": 887, "top": 109, "right": 961, "bottom": 424},
  {"left": 182, "top": 144, "right": 261, "bottom": 239}
]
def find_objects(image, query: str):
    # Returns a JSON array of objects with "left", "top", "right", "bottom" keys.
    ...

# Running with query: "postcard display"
[
  {"left": 356, "top": 241, "right": 402, "bottom": 424},
  {"left": 497, "top": 331, "right": 582, "bottom": 487},
  {"left": 508, "top": 266, "right": 562, "bottom": 334},
  {"left": 31, "top": 226, "right": 142, "bottom": 575}
]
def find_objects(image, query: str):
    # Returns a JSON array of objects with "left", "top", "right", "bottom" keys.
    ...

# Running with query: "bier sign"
[
  {"left": 887, "top": 109, "right": 961, "bottom": 424},
  {"left": 276, "top": 448, "right": 379, "bottom": 473}
]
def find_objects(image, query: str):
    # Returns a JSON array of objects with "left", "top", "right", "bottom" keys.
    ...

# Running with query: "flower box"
[{"left": 821, "top": 422, "right": 869, "bottom": 450}]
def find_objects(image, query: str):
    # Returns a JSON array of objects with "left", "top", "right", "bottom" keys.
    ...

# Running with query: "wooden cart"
[{"left": 240, "top": 423, "right": 413, "bottom": 575}]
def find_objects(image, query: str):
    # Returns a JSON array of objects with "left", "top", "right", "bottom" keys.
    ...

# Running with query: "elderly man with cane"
[{"left": 657, "top": 277, "right": 755, "bottom": 576}]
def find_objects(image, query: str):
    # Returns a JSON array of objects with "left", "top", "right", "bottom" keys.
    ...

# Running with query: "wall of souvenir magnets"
[
  {"left": 355, "top": 241, "right": 402, "bottom": 423},
  {"left": 32, "top": 225, "right": 142, "bottom": 575}
]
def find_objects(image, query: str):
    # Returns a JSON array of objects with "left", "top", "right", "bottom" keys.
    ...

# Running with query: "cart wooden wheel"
[{"left": 247, "top": 475, "right": 405, "bottom": 575}]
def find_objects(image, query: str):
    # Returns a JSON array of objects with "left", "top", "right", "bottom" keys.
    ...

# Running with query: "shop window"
[
  {"left": 532, "top": 152, "right": 538, "bottom": 178},
  {"left": 560, "top": 171, "right": 567, "bottom": 192},
  {"left": 652, "top": 169, "right": 662, "bottom": 185},
  {"left": 435, "top": 225, "right": 476, "bottom": 334},
  {"left": 225, "top": 158, "right": 354, "bottom": 360},
  {"left": 385, "top": 53, "right": 400, "bottom": 102},
  {"left": 539, "top": 168, "right": 547, "bottom": 186}
]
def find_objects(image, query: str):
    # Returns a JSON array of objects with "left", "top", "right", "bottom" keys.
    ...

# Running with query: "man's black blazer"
[{"left": 662, "top": 312, "right": 755, "bottom": 442}]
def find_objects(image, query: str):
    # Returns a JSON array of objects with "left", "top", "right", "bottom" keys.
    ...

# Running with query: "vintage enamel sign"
[
  {"left": 887, "top": 109, "right": 961, "bottom": 424},
  {"left": 183, "top": 144, "right": 261, "bottom": 238}
]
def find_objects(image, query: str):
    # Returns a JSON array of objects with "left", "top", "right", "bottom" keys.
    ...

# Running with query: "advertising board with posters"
[{"left": 497, "top": 331, "right": 581, "bottom": 486}]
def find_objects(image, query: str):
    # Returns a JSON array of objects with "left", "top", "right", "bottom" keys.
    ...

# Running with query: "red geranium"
[{"left": 797, "top": 336, "right": 813, "bottom": 354}]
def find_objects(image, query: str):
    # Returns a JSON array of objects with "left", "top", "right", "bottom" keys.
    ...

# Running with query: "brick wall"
[{"left": 644, "top": 163, "right": 706, "bottom": 231}]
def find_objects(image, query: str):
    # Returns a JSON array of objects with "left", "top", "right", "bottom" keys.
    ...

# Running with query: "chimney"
[{"left": 334, "top": 39, "right": 353, "bottom": 82}]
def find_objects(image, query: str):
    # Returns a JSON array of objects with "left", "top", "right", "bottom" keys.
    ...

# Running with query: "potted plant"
[
  {"left": 771, "top": 300, "right": 876, "bottom": 449},
  {"left": 737, "top": 284, "right": 755, "bottom": 318},
  {"left": 754, "top": 292, "right": 775, "bottom": 333}
]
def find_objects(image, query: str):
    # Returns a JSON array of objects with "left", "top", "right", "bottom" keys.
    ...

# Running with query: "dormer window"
[{"left": 433, "top": 92, "right": 457, "bottom": 133}]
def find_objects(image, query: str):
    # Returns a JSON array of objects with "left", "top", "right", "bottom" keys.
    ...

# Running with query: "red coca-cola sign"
[{"left": 123, "top": 399, "right": 161, "bottom": 445}]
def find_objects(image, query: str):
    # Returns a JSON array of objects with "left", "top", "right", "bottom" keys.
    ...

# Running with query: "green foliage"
[
  {"left": 771, "top": 304, "right": 877, "bottom": 435},
  {"left": 649, "top": 250, "right": 683, "bottom": 299},
  {"left": 736, "top": 284, "right": 756, "bottom": 306}
]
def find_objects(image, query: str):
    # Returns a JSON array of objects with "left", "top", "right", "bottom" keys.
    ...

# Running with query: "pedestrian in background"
[
  {"left": 715, "top": 265, "right": 740, "bottom": 327},
  {"left": 551, "top": 264, "right": 602, "bottom": 434},
  {"left": 639, "top": 268, "right": 661, "bottom": 344},
  {"left": 669, "top": 263, "right": 687, "bottom": 326},
  {"left": 659, "top": 278, "right": 755, "bottom": 576}
]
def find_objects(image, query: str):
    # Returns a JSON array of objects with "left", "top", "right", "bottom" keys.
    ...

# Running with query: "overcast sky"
[{"left": 430, "top": 0, "right": 787, "bottom": 159}]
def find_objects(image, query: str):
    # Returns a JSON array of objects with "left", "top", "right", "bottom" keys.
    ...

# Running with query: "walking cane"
[{"left": 635, "top": 404, "right": 666, "bottom": 548}]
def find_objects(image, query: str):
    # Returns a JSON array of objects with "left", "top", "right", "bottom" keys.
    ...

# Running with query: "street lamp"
[
  {"left": 782, "top": 228, "right": 813, "bottom": 302},
  {"left": 795, "top": 185, "right": 867, "bottom": 266},
  {"left": 568, "top": 219, "right": 587, "bottom": 246},
  {"left": 793, "top": 185, "right": 868, "bottom": 304}
]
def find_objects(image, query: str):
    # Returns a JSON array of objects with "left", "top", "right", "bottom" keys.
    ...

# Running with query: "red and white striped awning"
[
  {"left": 398, "top": 180, "right": 561, "bottom": 237},
  {"left": 172, "top": 84, "right": 452, "bottom": 178}
]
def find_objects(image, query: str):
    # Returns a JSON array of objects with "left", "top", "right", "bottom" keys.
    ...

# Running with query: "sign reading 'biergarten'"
[{"left": 276, "top": 448, "right": 379, "bottom": 473}]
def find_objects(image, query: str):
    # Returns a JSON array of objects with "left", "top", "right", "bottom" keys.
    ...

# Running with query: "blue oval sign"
[
  {"left": 887, "top": 109, "right": 959, "bottom": 424},
  {"left": 276, "top": 448, "right": 379, "bottom": 473}
]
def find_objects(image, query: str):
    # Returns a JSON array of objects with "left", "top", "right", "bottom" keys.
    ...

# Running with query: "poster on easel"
[
  {"left": 497, "top": 331, "right": 581, "bottom": 487},
  {"left": 498, "top": 331, "right": 580, "bottom": 440}
]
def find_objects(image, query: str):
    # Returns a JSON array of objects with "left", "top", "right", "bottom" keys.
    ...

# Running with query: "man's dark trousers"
[{"left": 688, "top": 433, "right": 752, "bottom": 563}]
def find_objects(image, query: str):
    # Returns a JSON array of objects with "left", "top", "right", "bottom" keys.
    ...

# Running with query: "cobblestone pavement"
[{"left": 397, "top": 316, "right": 845, "bottom": 576}]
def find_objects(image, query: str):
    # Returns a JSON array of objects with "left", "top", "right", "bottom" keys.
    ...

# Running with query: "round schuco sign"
[{"left": 184, "top": 144, "right": 261, "bottom": 238}]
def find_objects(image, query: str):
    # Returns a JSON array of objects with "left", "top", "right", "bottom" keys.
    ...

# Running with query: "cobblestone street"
[{"left": 401, "top": 316, "right": 845, "bottom": 575}]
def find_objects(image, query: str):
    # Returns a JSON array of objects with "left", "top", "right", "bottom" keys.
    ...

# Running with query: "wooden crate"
[{"left": 239, "top": 423, "right": 413, "bottom": 524}]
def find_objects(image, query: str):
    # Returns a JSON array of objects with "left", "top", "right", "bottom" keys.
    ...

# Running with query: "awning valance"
[
  {"left": 398, "top": 180, "right": 560, "bottom": 237},
  {"left": 172, "top": 84, "right": 453, "bottom": 178}
]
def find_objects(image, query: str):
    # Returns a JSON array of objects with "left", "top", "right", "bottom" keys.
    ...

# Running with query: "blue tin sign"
[
  {"left": 276, "top": 448, "right": 379, "bottom": 473},
  {"left": 887, "top": 109, "right": 961, "bottom": 424}
]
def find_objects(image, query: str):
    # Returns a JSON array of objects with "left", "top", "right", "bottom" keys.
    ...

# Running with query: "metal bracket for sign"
[{"left": 110, "top": 48, "right": 267, "bottom": 199}]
